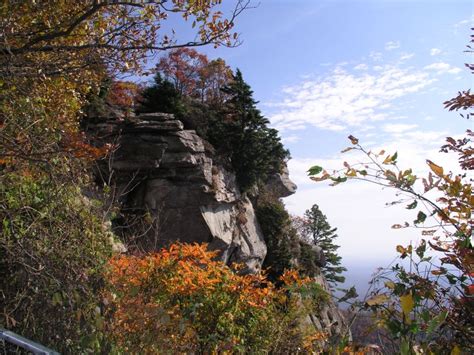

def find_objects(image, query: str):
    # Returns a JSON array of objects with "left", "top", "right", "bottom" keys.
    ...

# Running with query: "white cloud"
[
  {"left": 284, "top": 127, "right": 459, "bottom": 264},
  {"left": 385, "top": 41, "right": 401, "bottom": 51},
  {"left": 354, "top": 63, "right": 368, "bottom": 71},
  {"left": 281, "top": 135, "right": 300, "bottom": 144},
  {"left": 284, "top": 183, "right": 419, "bottom": 260},
  {"left": 430, "top": 48, "right": 442, "bottom": 56},
  {"left": 400, "top": 53, "right": 415, "bottom": 61},
  {"left": 369, "top": 51, "right": 383, "bottom": 61},
  {"left": 453, "top": 16, "right": 473, "bottom": 32},
  {"left": 269, "top": 64, "right": 434, "bottom": 132},
  {"left": 424, "top": 62, "right": 462, "bottom": 74},
  {"left": 383, "top": 123, "right": 418, "bottom": 133}
]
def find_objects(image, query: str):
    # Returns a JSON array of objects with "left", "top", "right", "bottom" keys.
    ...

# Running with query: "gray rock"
[
  {"left": 202, "top": 197, "right": 267, "bottom": 274},
  {"left": 86, "top": 114, "right": 267, "bottom": 272},
  {"left": 128, "top": 120, "right": 184, "bottom": 132},
  {"left": 137, "top": 112, "right": 175, "bottom": 121},
  {"left": 310, "top": 274, "right": 351, "bottom": 340},
  {"left": 86, "top": 111, "right": 348, "bottom": 341},
  {"left": 266, "top": 166, "right": 297, "bottom": 198},
  {"left": 312, "top": 244, "right": 326, "bottom": 267}
]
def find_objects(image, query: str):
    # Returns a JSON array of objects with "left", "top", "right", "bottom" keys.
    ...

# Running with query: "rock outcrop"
[
  {"left": 266, "top": 166, "right": 297, "bottom": 198},
  {"left": 308, "top": 274, "right": 349, "bottom": 340},
  {"left": 86, "top": 112, "right": 267, "bottom": 273}
]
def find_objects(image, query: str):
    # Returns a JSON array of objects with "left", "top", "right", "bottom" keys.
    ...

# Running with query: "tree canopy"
[
  {"left": 207, "top": 69, "right": 290, "bottom": 191},
  {"left": 1, "top": 1, "right": 247, "bottom": 77}
]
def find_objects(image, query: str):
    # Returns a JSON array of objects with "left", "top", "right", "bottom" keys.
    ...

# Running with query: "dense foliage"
[
  {"left": 139, "top": 50, "right": 289, "bottom": 192},
  {"left": 207, "top": 69, "right": 290, "bottom": 191},
  {"left": 138, "top": 73, "right": 186, "bottom": 116},
  {"left": 105, "top": 243, "right": 330, "bottom": 353},
  {"left": 0, "top": 172, "right": 114, "bottom": 352},
  {"left": 256, "top": 197, "right": 323, "bottom": 282}
]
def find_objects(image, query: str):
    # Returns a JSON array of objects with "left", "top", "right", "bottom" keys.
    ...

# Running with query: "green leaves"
[
  {"left": 330, "top": 176, "right": 347, "bottom": 185},
  {"left": 415, "top": 239, "right": 426, "bottom": 258},
  {"left": 414, "top": 211, "right": 427, "bottom": 224},
  {"left": 426, "top": 311, "right": 448, "bottom": 336},
  {"left": 307, "top": 165, "right": 322, "bottom": 176}
]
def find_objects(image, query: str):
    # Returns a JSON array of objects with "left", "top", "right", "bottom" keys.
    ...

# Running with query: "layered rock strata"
[{"left": 86, "top": 113, "right": 275, "bottom": 273}]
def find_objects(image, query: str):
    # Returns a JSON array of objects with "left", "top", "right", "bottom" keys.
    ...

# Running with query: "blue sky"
[{"left": 165, "top": 0, "right": 473, "bottom": 292}]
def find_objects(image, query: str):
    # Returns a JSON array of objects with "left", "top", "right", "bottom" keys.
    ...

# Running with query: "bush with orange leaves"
[{"left": 105, "top": 243, "right": 329, "bottom": 353}]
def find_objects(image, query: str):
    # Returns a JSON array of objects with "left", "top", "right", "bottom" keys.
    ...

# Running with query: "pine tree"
[
  {"left": 208, "top": 69, "right": 289, "bottom": 191},
  {"left": 138, "top": 73, "right": 185, "bottom": 116},
  {"left": 303, "top": 204, "right": 346, "bottom": 286}
]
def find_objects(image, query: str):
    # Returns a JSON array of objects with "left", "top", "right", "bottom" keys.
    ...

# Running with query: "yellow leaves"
[
  {"left": 396, "top": 245, "right": 405, "bottom": 253},
  {"left": 346, "top": 168, "right": 357, "bottom": 177},
  {"left": 366, "top": 294, "right": 390, "bottom": 306},
  {"left": 302, "top": 331, "right": 328, "bottom": 351},
  {"left": 451, "top": 345, "right": 462, "bottom": 355},
  {"left": 400, "top": 293, "right": 414, "bottom": 317},
  {"left": 105, "top": 242, "right": 334, "bottom": 352},
  {"left": 427, "top": 159, "right": 444, "bottom": 177},
  {"left": 396, "top": 245, "right": 412, "bottom": 258},
  {"left": 383, "top": 152, "right": 398, "bottom": 164},
  {"left": 279, "top": 269, "right": 311, "bottom": 287}
]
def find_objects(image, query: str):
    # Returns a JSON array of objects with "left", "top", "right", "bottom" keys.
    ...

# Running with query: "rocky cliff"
[
  {"left": 85, "top": 111, "right": 347, "bottom": 337},
  {"left": 87, "top": 112, "right": 279, "bottom": 274}
]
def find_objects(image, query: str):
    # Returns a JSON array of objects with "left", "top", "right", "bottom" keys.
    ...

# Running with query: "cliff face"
[
  {"left": 86, "top": 111, "right": 348, "bottom": 337},
  {"left": 87, "top": 112, "right": 276, "bottom": 273}
]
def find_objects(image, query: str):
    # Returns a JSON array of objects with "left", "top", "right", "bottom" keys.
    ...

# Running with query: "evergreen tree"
[
  {"left": 208, "top": 69, "right": 289, "bottom": 191},
  {"left": 303, "top": 204, "right": 346, "bottom": 286},
  {"left": 137, "top": 73, "right": 185, "bottom": 116}
]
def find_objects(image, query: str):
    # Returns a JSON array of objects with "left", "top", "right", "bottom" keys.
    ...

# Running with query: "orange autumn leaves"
[
  {"left": 104, "top": 243, "right": 315, "bottom": 353},
  {"left": 107, "top": 243, "right": 273, "bottom": 303}
]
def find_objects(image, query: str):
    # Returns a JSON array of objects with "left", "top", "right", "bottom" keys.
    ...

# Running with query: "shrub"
[
  {"left": 0, "top": 171, "right": 113, "bottom": 352},
  {"left": 105, "top": 243, "right": 329, "bottom": 353}
]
